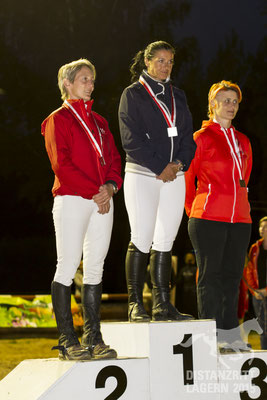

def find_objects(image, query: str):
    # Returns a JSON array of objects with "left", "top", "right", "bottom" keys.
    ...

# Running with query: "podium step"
[
  {"left": 218, "top": 350, "right": 267, "bottom": 399},
  {"left": 0, "top": 357, "right": 150, "bottom": 400}
]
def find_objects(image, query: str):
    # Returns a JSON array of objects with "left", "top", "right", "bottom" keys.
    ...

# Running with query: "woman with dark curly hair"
[{"left": 119, "top": 41, "right": 196, "bottom": 322}]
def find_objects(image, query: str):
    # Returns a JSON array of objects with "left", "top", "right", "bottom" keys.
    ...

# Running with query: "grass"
[{"left": 0, "top": 338, "right": 57, "bottom": 381}]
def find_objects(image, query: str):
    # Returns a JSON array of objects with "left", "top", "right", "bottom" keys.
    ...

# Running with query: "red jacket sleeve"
[
  {"left": 244, "top": 140, "right": 253, "bottom": 185},
  {"left": 184, "top": 134, "right": 201, "bottom": 216}
]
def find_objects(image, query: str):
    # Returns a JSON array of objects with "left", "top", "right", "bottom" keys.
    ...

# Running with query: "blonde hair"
[
  {"left": 58, "top": 58, "right": 96, "bottom": 101},
  {"left": 208, "top": 80, "right": 242, "bottom": 119},
  {"left": 259, "top": 216, "right": 267, "bottom": 226}
]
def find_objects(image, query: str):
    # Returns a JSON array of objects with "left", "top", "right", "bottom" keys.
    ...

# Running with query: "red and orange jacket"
[
  {"left": 41, "top": 99, "right": 122, "bottom": 199},
  {"left": 185, "top": 120, "right": 252, "bottom": 223},
  {"left": 244, "top": 239, "right": 265, "bottom": 295}
]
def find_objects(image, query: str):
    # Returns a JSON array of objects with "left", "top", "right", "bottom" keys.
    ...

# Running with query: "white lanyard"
[
  {"left": 139, "top": 76, "right": 176, "bottom": 128},
  {"left": 221, "top": 126, "right": 243, "bottom": 181},
  {"left": 64, "top": 100, "right": 104, "bottom": 163}
]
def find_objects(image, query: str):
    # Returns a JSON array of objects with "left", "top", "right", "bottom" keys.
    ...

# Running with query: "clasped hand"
[
  {"left": 254, "top": 288, "right": 267, "bottom": 299},
  {"left": 156, "top": 162, "right": 181, "bottom": 183},
  {"left": 92, "top": 184, "right": 113, "bottom": 214}
]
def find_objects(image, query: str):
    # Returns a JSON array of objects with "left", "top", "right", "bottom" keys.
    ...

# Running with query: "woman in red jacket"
[
  {"left": 245, "top": 216, "right": 267, "bottom": 349},
  {"left": 185, "top": 80, "right": 252, "bottom": 352},
  {"left": 42, "top": 59, "right": 122, "bottom": 361}
]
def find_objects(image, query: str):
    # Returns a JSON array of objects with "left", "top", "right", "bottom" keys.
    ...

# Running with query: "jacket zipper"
[{"left": 170, "top": 137, "right": 173, "bottom": 162}]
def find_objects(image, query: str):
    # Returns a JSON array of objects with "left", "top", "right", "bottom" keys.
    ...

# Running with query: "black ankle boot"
[
  {"left": 51, "top": 281, "right": 91, "bottom": 360},
  {"left": 81, "top": 283, "right": 117, "bottom": 359},
  {"left": 150, "top": 250, "right": 194, "bottom": 321},
  {"left": 126, "top": 242, "right": 150, "bottom": 322}
]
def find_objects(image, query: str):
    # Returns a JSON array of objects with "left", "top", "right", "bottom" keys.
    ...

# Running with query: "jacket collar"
[
  {"left": 63, "top": 98, "right": 94, "bottom": 122},
  {"left": 64, "top": 98, "right": 94, "bottom": 112},
  {"left": 201, "top": 119, "right": 235, "bottom": 132},
  {"left": 141, "top": 70, "right": 171, "bottom": 95}
]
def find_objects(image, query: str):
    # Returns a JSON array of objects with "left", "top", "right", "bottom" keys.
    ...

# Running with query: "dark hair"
[{"left": 130, "top": 40, "right": 175, "bottom": 82}]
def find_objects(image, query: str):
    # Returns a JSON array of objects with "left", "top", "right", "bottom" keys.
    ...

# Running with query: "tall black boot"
[
  {"left": 126, "top": 242, "right": 150, "bottom": 322},
  {"left": 51, "top": 281, "right": 91, "bottom": 360},
  {"left": 150, "top": 250, "right": 194, "bottom": 321},
  {"left": 81, "top": 283, "right": 117, "bottom": 359}
]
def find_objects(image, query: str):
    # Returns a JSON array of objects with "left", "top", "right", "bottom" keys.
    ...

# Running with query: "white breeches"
[
  {"left": 52, "top": 195, "right": 113, "bottom": 286},
  {"left": 124, "top": 172, "right": 185, "bottom": 253}
]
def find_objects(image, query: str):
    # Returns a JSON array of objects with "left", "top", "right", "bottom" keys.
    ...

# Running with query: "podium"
[
  {"left": 101, "top": 320, "right": 219, "bottom": 399},
  {"left": 1, "top": 320, "right": 267, "bottom": 399}
]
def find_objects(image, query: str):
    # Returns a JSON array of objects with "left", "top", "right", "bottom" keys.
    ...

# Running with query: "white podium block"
[
  {"left": 102, "top": 320, "right": 219, "bottom": 399},
  {"left": 0, "top": 357, "right": 150, "bottom": 400},
  {"left": 218, "top": 350, "right": 267, "bottom": 400}
]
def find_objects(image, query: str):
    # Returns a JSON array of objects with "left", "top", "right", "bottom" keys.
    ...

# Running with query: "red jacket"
[
  {"left": 41, "top": 99, "right": 122, "bottom": 199},
  {"left": 185, "top": 120, "right": 252, "bottom": 223},
  {"left": 244, "top": 239, "right": 265, "bottom": 295}
]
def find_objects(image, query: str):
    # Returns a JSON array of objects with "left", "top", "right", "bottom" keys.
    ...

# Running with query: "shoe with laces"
[
  {"left": 83, "top": 342, "right": 117, "bottom": 359},
  {"left": 52, "top": 344, "right": 92, "bottom": 361}
]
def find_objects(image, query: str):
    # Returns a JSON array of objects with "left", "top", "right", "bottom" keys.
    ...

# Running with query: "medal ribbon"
[
  {"left": 64, "top": 100, "right": 104, "bottom": 163},
  {"left": 139, "top": 76, "right": 176, "bottom": 128},
  {"left": 221, "top": 127, "right": 243, "bottom": 182}
]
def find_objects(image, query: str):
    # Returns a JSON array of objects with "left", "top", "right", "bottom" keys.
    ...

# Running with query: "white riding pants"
[
  {"left": 52, "top": 195, "right": 113, "bottom": 286},
  {"left": 124, "top": 172, "right": 185, "bottom": 253}
]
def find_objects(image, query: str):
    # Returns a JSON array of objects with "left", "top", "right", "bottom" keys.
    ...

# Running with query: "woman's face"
[
  {"left": 64, "top": 66, "right": 95, "bottom": 102},
  {"left": 213, "top": 90, "right": 239, "bottom": 123},
  {"left": 259, "top": 221, "right": 267, "bottom": 239},
  {"left": 145, "top": 50, "right": 174, "bottom": 82}
]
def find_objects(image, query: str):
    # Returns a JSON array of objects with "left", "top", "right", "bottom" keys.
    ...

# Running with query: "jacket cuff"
[{"left": 105, "top": 180, "right": 118, "bottom": 194}]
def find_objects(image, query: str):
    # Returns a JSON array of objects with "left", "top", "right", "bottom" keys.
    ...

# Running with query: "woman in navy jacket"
[{"left": 119, "top": 41, "right": 196, "bottom": 322}]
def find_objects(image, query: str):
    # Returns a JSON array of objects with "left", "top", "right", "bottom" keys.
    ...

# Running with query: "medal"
[{"left": 240, "top": 179, "right": 246, "bottom": 187}]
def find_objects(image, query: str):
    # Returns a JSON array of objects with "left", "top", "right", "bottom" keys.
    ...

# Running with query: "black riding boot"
[
  {"left": 81, "top": 283, "right": 117, "bottom": 359},
  {"left": 126, "top": 242, "right": 150, "bottom": 322},
  {"left": 51, "top": 281, "right": 91, "bottom": 360},
  {"left": 150, "top": 250, "right": 194, "bottom": 321}
]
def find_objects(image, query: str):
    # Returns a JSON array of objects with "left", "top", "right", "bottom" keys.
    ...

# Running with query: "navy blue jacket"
[{"left": 118, "top": 72, "right": 196, "bottom": 175}]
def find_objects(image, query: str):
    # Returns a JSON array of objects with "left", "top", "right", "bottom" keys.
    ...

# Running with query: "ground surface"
[{"left": 0, "top": 338, "right": 57, "bottom": 381}]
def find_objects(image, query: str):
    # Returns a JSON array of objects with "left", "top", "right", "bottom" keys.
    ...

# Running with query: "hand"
[
  {"left": 156, "top": 162, "right": 180, "bottom": 183},
  {"left": 97, "top": 203, "right": 111, "bottom": 215},
  {"left": 254, "top": 288, "right": 267, "bottom": 299},
  {"left": 92, "top": 184, "right": 113, "bottom": 214}
]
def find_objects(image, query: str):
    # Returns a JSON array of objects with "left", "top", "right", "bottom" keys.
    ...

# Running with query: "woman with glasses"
[{"left": 185, "top": 80, "right": 252, "bottom": 352}]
